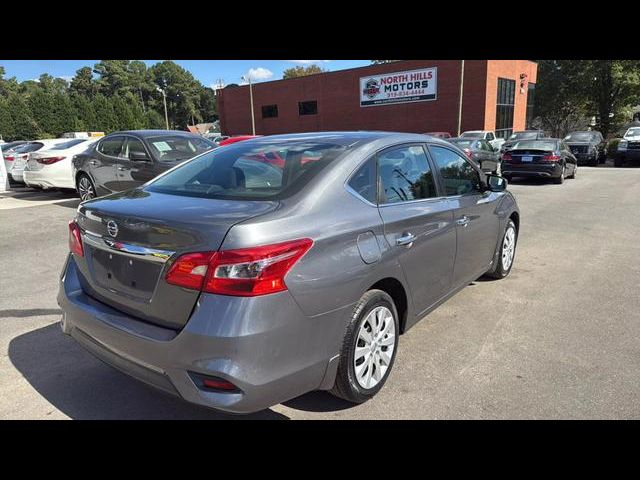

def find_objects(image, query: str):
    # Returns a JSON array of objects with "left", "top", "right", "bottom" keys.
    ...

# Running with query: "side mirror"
[
  {"left": 486, "top": 174, "right": 507, "bottom": 192},
  {"left": 130, "top": 151, "right": 150, "bottom": 161}
]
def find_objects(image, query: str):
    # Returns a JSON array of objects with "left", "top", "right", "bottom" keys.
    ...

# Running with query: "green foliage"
[
  {"left": 0, "top": 60, "right": 219, "bottom": 140},
  {"left": 282, "top": 65, "right": 327, "bottom": 79}
]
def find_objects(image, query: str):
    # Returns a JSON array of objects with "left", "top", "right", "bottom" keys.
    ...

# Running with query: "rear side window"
[
  {"left": 147, "top": 135, "right": 214, "bottom": 162},
  {"left": 146, "top": 140, "right": 347, "bottom": 200},
  {"left": 430, "top": 145, "right": 482, "bottom": 196},
  {"left": 378, "top": 145, "right": 437, "bottom": 204},
  {"left": 98, "top": 137, "right": 124, "bottom": 157},
  {"left": 348, "top": 157, "right": 377, "bottom": 204}
]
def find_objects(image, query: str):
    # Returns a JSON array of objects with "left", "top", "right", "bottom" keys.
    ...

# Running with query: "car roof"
[
  {"left": 109, "top": 130, "right": 203, "bottom": 138},
  {"left": 232, "top": 131, "right": 452, "bottom": 148}
]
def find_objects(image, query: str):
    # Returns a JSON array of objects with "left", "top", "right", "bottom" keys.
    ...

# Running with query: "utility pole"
[
  {"left": 457, "top": 60, "right": 465, "bottom": 136},
  {"left": 157, "top": 86, "right": 169, "bottom": 130},
  {"left": 241, "top": 75, "right": 256, "bottom": 135}
]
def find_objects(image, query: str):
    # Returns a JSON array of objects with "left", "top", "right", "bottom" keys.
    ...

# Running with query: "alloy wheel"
[
  {"left": 354, "top": 306, "right": 396, "bottom": 390},
  {"left": 78, "top": 177, "right": 95, "bottom": 201},
  {"left": 502, "top": 226, "right": 516, "bottom": 271}
]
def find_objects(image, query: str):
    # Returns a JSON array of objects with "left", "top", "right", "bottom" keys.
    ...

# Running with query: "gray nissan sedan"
[{"left": 58, "top": 131, "right": 520, "bottom": 413}]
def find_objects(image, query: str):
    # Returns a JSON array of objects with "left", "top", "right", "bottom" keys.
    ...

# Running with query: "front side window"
[
  {"left": 97, "top": 137, "right": 124, "bottom": 157},
  {"left": 430, "top": 145, "right": 482, "bottom": 196},
  {"left": 122, "top": 137, "right": 149, "bottom": 160},
  {"left": 496, "top": 78, "right": 516, "bottom": 139},
  {"left": 378, "top": 145, "right": 437, "bottom": 204},
  {"left": 487, "top": 132, "right": 495, "bottom": 141},
  {"left": 146, "top": 140, "right": 347, "bottom": 200},
  {"left": 146, "top": 135, "right": 214, "bottom": 162}
]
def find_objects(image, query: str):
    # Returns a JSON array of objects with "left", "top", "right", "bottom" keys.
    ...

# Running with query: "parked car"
[
  {"left": 447, "top": 137, "right": 501, "bottom": 174},
  {"left": 424, "top": 132, "right": 452, "bottom": 139},
  {"left": 563, "top": 131, "right": 606, "bottom": 166},
  {"left": 23, "top": 138, "right": 99, "bottom": 191},
  {"left": 500, "top": 130, "right": 547, "bottom": 153},
  {"left": 218, "top": 135, "right": 260, "bottom": 146},
  {"left": 614, "top": 127, "right": 640, "bottom": 167},
  {"left": 72, "top": 130, "right": 216, "bottom": 201},
  {"left": 5, "top": 139, "right": 68, "bottom": 184},
  {"left": 460, "top": 130, "right": 504, "bottom": 152},
  {"left": 501, "top": 138, "right": 577, "bottom": 184},
  {"left": 59, "top": 131, "right": 519, "bottom": 414}
]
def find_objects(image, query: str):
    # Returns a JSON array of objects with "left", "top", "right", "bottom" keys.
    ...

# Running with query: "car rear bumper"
[
  {"left": 502, "top": 162, "right": 564, "bottom": 178},
  {"left": 23, "top": 170, "right": 75, "bottom": 189},
  {"left": 58, "top": 254, "right": 347, "bottom": 414}
]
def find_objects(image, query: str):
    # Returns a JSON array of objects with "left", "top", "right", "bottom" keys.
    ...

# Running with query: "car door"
[
  {"left": 116, "top": 136, "right": 160, "bottom": 191},
  {"left": 375, "top": 144, "right": 456, "bottom": 316},
  {"left": 561, "top": 141, "right": 577, "bottom": 174},
  {"left": 428, "top": 144, "right": 501, "bottom": 287},
  {"left": 92, "top": 136, "right": 124, "bottom": 194}
]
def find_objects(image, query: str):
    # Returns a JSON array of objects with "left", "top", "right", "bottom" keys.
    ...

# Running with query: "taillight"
[
  {"left": 37, "top": 156, "right": 66, "bottom": 165},
  {"left": 501, "top": 153, "right": 513, "bottom": 162},
  {"left": 165, "top": 238, "right": 313, "bottom": 297},
  {"left": 542, "top": 154, "right": 562, "bottom": 162},
  {"left": 68, "top": 221, "right": 84, "bottom": 257},
  {"left": 4, "top": 156, "right": 14, "bottom": 161}
]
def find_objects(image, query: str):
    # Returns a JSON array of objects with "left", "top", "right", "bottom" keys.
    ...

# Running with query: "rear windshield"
[
  {"left": 625, "top": 128, "right": 640, "bottom": 137},
  {"left": 12, "top": 142, "right": 44, "bottom": 153},
  {"left": 509, "top": 132, "right": 540, "bottom": 140},
  {"left": 146, "top": 135, "right": 214, "bottom": 162},
  {"left": 512, "top": 140, "right": 558, "bottom": 151},
  {"left": 146, "top": 140, "right": 348, "bottom": 200},
  {"left": 564, "top": 132, "right": 596, "bottom": 142},
  {"left": 49, "top": 139, "right": 88, "bottom": 150},
  {"left": 460, "top": 132, "right": 483, "bottom": 138},
  {"left": 448, "top": 139, "right": 474, "bottom": 148}
]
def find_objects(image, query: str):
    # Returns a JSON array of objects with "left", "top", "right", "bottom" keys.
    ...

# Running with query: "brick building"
[{"left": 217, "top": 60, "right": 538, "bottom": 139}]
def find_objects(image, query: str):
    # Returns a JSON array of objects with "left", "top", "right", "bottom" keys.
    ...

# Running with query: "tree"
[
  {"left": 282, "top": 65, "right": 327, "bottom": 79},
  {"left": 70, "top": 67, "right": 98, "bottom": 97},
  {"left": 149, "top": 61, "right": 202, "bottom": 128}
]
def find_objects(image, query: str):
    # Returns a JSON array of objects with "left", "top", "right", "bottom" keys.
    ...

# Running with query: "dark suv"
[
  {"left": 563, "top": 131, "right": 606, "bottom": 166},
  {"left": 73, "top": 130, "right": 215, "bottom": 200}
]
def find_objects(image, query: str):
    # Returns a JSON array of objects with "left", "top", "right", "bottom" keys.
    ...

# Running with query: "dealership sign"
[{"left": 360, "top": 67, "right": 437, "bottom": 107}]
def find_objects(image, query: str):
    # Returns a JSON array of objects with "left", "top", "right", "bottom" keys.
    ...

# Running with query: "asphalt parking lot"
[{"left": 1, "top": 164, "right": 639, "bottom": 419}]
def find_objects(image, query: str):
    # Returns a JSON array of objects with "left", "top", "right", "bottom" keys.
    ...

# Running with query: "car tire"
[
  {"left": 484, "top": 219, "right": 518, "bottom": 280},
  {"left": 553, "top": 167, "right": 565, "bottom": 184},
  {"left": 76, "top": 173, "right": 96, "bottom": 201},
  {"left": 569, "top": 164, "right": 577, "bottom": 179},
  {"left": 330, "top": 289, "right": 400, "bottom": 404}
]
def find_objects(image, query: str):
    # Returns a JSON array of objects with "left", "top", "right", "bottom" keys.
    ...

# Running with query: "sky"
[{"left": 0, "top": 60, "right": 370, "bottom": 87}]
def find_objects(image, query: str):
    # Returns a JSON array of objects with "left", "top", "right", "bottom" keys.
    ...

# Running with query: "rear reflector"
[
  {"left": 188, "top": 372, "right": 240, "bottom": 393},
  {"left": 165, "top": 238, "right": 313, "bottom": 297},
  {"left": 68, "top": 221, "right": 84, "bottom": 257},
  {"left": 37, "top": 156, "right": 66, "bottom": 165},
  {"left": 501, "top": 153, "right": 513, "bottom": 162}
]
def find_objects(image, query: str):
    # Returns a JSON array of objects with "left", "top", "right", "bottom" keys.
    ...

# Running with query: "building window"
[
  {"left": 526, "top": 83, "right": 536, "bottom": 129},
  {"left": 298, "top": 100, "right": 318, "bottom": 116},
  {"left": 495, "top": 78, "right": 515, "bottom": 139},
  {"left": 261, "top": 105, "right": 278, "bottom": 119}
]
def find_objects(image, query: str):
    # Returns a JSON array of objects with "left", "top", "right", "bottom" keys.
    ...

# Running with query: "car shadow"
[
  {"left": 283, "top": 390, "right": 355, "bottom": 413},
  {"left": 8, "top": 324, "right": 289, "bottom": 420},
  {"left": 0, "top": 308, "right": 62, "bottom": 318},
  {"left": 507, "top": 177, "right": 554, "bottom": 186}
]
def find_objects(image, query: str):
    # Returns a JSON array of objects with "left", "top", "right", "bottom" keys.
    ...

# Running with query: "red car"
[
  {"left": 425, "top": 132, "right": 452, "bottom": 139},
  {"left": 218, "top": 135, "right": 260, "bottom": 146}
]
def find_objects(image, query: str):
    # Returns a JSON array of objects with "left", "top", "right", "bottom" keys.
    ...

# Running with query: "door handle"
[
  {"left": 396, "top": 233, "right": 416, "bottom": 247},
  {"left": 456, "top": 216, "right": 470, "bottom": 227},
  {"left": 89, "top": 160, "right": 98, "bottom": 166}
]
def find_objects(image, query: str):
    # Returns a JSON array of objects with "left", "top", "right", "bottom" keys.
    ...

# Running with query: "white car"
[
  {"left": 7, "top": 139, "right": 69, "bottom": 184},
  {"left": 23, "top": 138, "right": 98, "bottom": 190},
  {"left": 460, "top": 130, "right": 505, "bottom": 152}
]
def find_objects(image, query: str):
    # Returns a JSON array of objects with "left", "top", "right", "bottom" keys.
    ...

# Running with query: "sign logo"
[
  {"left": 107, "top": 220, "right": 119, "bottom": 238},
  {"left": 362, "top": 78, "right": 380, "bottom": 99}
]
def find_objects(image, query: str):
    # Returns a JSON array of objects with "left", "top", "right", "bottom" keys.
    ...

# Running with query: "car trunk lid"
[
  {"left": 74, "top": 189, "right": 278, "bottom": 329},
  {"left": 506, "top": 148, "right": 554, "bottom": 164}
]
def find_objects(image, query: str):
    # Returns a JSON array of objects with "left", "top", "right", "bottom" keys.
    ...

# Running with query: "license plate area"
[
  {"left": 88, "top": 246, "right": 162, "bottom": 301},
  {"left": 521, "top": 155, "right": 533, "bottom": 162}
]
